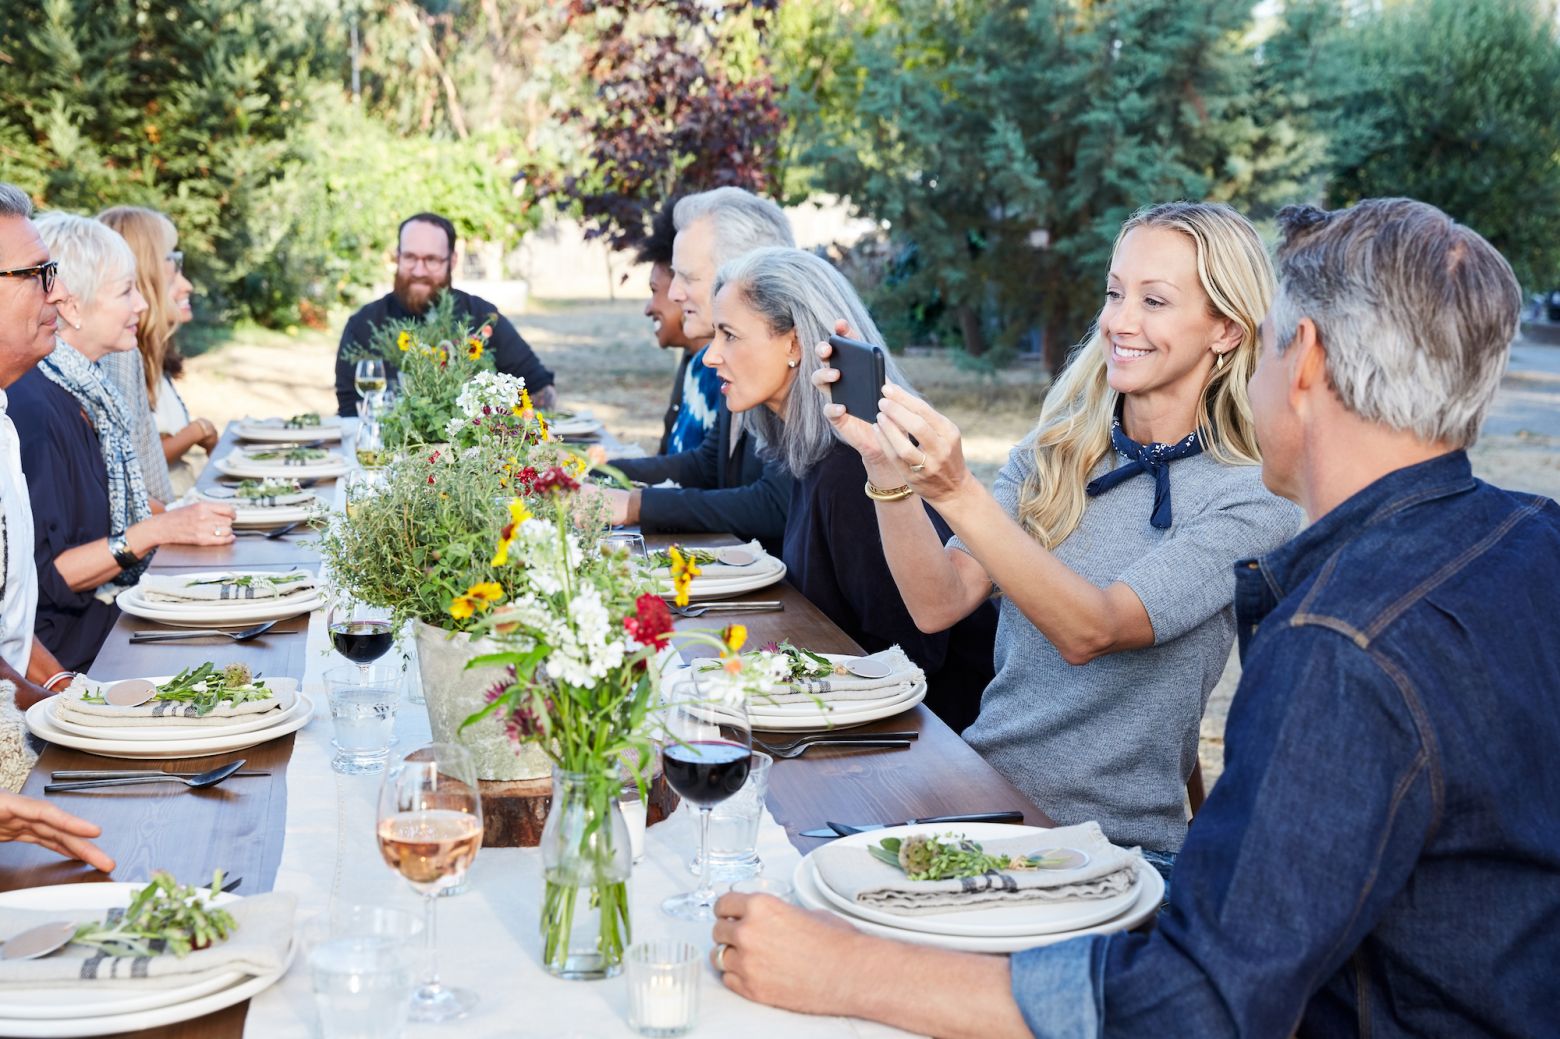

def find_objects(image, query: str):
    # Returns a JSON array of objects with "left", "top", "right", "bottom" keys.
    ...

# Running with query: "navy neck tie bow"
[{"left": 1084, "top": 416, "right": 1203, "bottom": 529}]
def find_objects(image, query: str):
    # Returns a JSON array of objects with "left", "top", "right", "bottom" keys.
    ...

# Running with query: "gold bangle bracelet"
[{"left": 864, "top": 480, "right": 914, "bottom": 503}]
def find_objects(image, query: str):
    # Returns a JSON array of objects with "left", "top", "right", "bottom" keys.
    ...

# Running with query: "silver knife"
[
  {"left": 52, "top": 770, "right": 272, "bottom": 780},
  {"left": 798, "top": 810, "right": 1026, "bottom": 839}
]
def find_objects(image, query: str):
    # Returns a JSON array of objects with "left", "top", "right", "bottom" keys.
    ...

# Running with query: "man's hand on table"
[
  {"left": 0, "top": 791, "right": 115, "bottom": 873},
  {"left": 575, "top": 484, "right": 638, "bottom": 526},
  {"left": 711, "top": 892, "right": 1032, "bottom": 1039}
]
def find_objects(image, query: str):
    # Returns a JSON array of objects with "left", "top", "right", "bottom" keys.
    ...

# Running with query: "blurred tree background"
[{"left": 1, "top": 0, "right": 1556, "bottom": 361}]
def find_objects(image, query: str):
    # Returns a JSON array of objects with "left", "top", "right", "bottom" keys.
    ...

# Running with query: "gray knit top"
[{"left": 952, "top": 432, "right": 1302, "bottom": 854}]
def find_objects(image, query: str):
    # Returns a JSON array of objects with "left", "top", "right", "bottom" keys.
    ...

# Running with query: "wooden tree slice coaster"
[{"left": 477, "top": 767, "right": 679, "bottom": 848}]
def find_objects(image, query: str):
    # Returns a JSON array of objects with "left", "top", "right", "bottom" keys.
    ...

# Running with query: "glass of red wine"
[
  {"left": 660, "top": 667, "right": 752, "bottom": 921},
  {"left": 328, "top": 599, "right": 395, "bottom": 678},
  {"left": 376, "top": 742, "right": 483, "bottom": 1022}
]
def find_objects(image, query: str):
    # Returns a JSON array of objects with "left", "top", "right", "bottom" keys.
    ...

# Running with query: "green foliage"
[{"left": 1314, "top": 0, "right": 1560, "bottom": 290}]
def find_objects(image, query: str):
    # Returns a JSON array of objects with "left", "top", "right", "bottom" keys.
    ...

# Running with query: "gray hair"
[
  {"left": 714, "top": 247, "right": 913, "bottom": 477},
  {"left": 0, "top": 183, "right": 32, "bottom": 219},
  {"left": 34, "top": 211, "right": 136, "bottom": 308},
  {"left": 673, "top": 188, "right": 794, "bottom": 269},
  {"left": 1270, "top": 198, "right": 1520, "bottom": 449}
]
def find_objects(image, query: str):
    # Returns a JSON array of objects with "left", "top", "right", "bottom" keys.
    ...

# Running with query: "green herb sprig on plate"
[
  {"left": 70, "top": 870, "right": 238, "bottom": 959},
  {"left": 235, "top": 478, "right": 303, "bottom": 501},
  {"left": 869, "top": 834, "right": 1076, "bottom": 881},
  {"left": 81, "top": 663, "right": 272, "bottom": 717},
  {"left": 283, "top": 413, "right": 322, "bottom": 428},
  {"left": 647, "top": 547, "right": 721, "bottom": 569}
]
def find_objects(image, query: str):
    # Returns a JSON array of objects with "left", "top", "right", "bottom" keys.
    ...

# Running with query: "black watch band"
[{"left": 108, "top": 531, "right": 140, "bottom": 569}]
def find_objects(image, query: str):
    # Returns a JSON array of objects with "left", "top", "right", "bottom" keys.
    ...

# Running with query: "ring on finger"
[
  {"left": 713, "top": 942, "right": 730, "bottom": 972},
  {"left": 909, "top": 450, "right": 928, "bottom": 474},
  {"left": 213, "top": 527, "right": 225, "bottom": 537}
]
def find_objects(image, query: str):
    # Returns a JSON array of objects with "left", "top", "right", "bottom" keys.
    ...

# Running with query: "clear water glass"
[
  {"left": 625, "top": 941, "right": 700, "bottom": 1037},
  {"left": 324, "top": 665, "right": 399, "bottom": 774},
  {"left": 307, "top": 905, "right": 422, "bottom": 1039},
  {"left": 689, "top": 750, "right": 771, "bottom": 882}
]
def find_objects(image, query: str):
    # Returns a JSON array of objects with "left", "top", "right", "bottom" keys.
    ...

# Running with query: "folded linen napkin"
[
  {"left": 138, "top": 570, "right": 316, "bottom": 604},
  {"left": 239, "top": 447, "right": 331, "bottom": 467},
  {"left": 753, "top": 647, "right": 924, "bottom": 704},
  {"left": 54, "top": 682, "right": 292, "bottom": 725},
  {"left": 812, "top": 821, "right": 1141, "bottom": 917},
  {"left": 0, "top": 892, "right": 295, "bottom": 989},
  {"left": 198, "top": 488, "right": 315, "bottom": 508},
  {"left": 245, "top": 414, "right": 335, "bottom": 429},
  {"left": 660, "top": 541, "right": 783, "bottom": 581}
]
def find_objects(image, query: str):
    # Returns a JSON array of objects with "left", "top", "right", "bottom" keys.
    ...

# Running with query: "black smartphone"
[{"left": 826, "top": 334, "right": 887, "bottom": 423}]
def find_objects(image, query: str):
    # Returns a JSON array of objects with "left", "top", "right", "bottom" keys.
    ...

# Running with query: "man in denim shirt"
[{"left": 707, "top": 197, "right": 1560, "bottom": 1037}]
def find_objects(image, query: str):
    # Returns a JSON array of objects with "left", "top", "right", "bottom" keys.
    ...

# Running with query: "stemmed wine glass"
[
  {"left": 328, "top": 598, "right": 394, "bottom": 678},
  {"left": 660, "top": 667, "right": 752, "bottom": 921},
  {"left": 354, "top": 358, "right": 387, "bottom": 409},
  {"left": 354, "top": 414, "right": 387, "bottom": 470},
  {"left": 376, "top": 742, "right": 484, "bottom": 1022}
]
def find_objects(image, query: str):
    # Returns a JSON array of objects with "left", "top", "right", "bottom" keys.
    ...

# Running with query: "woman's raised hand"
[
  {"left": 811, "top": 320, "right": 912, "bottom": 488},
  {"left": 150, "top": 501, "right": 237, "bottom": 547},
  {"left": 875, "top": 384, "right": 973, "bottom": 506}
]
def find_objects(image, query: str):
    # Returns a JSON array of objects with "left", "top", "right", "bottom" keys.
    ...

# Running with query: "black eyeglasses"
[
  {"left": 167, "top": 250, "right": 184, "bottom": 274},
  {"left": 0, "top": 260, "right": 58, "bottom": 294}
]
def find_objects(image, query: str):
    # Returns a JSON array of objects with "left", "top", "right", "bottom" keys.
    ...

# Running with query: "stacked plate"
[
  {"left": 234, "top": 415, "right": 343, "bottom": 443},
  {"left": 0, "top": 884, "right": 293, "bottom": 1037},
  {"left": 117, "top": 570, "right": 323, "bottom": 627},
  {"left": 25, "top": 678, "right": 312, "bottom": 760},
  {"left": 749, "top": 651, "right": 927, "bottom": 731},
  {"left": 794, "top": 822, "right": 1164, "bottom": 953},
  {"left": 653, "top": 542, "right": 787, "bottom": 600},
  {"left": 544, "top": 409, "right": 604, "bottom": 438},
  {"left": 193, "top": 489, "right": 326, "bottom": 529},
  {"left": 215, "top": 446, "right": 349, "bottom": 480}
]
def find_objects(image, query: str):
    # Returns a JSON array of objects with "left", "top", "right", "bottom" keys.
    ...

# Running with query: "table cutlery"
[
  {"left": 753, "top": 731, "right": 918, "bottom": 755},
  {"left": 761, "top": 737, "right": 912, "bottom": 760},
  {"left": 52, "top": 770, "right": 271, "bottom": 780},
  {"left": 668, "top": 600, "right": 783, "bottom": 618},
  {"left": 233, "top": 521, "right": 304, "bottom": 539},
  {"left": 43, "top": 760, "right": 247, "bottom": 794},
  {"left": 799, "top": 811, "right": 1027, "bottom": 839},
  {"left": 219, "top": 874, "right": 243, "bottom": 893},
  {"left": 130, "top": 620, "right": 283, "bottom": 643},
  {"left": 0, "top": 920, "right": 77, "bottom": 960}
]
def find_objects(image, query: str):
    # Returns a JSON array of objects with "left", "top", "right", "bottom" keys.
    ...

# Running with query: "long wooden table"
[{"left": 0, "top": 428, "right": 1050, "bottom": 1038}]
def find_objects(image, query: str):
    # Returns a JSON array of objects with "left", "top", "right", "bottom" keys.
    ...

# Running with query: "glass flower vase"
[{"left": 539, "top": 768, "right": 633, "bottom": 979}]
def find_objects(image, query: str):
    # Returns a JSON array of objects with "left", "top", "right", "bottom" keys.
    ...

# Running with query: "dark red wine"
[
  {"left": 329, "top": 620, "right": 393, "bottom": 663},
  {"left": 663, "top": 741, "right": 752, "bottom": 806}
]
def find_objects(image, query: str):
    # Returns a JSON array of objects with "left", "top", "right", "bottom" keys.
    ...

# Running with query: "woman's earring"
[
  {"left": 787, "top": 359, "right": 798, "bottom": 369},
  {"left": 1214, "top": 351, "right": 1226, "bottom": 370}
]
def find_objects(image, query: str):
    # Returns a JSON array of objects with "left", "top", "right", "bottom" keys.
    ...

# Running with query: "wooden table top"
[{"left": 0, "top": 437, "right": 1049, "bottom": 1039}]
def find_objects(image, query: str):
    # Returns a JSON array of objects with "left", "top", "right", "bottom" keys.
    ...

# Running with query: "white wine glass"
[
  {"left": 355, "top": 416, "right": 387, "bottom": 470},
  {"left": 355, "top": 358, "right": 387, "bottom": 407},
  {"left": 376, "top": 742, "right": 483, "bottom": 1022}
]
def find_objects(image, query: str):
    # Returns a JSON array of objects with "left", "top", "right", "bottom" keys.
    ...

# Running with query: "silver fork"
[
  {"left": 129, "top": 620, "right": 281, "bottom": 643},
  {"left": 753, "top": 731, "right": 919, "bottom": 755},
  {"left": 754, "top": 737, "right": 913, "bottom": 760},
  {"left": 233, "top": 521, "right": 304, "bottom": 539},
  {"left": 668, "top": 600, "right": 783, "bottom": 618}
]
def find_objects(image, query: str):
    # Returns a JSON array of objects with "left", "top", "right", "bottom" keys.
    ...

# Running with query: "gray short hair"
[
  {"left": 34, "top": 211, "right": 136, "bottom": 308},
  {"left": 1270, "top": 198, "right": 1520, "bottom": 449},
  {"left": 673, "top": 188, "right": 794, "bottom": 269},
  {"left": 714, "top": 247, "right": 913, "bottom": 477},
  {"left": 0, "top": 183, "right": 32, "bottom": 219}
]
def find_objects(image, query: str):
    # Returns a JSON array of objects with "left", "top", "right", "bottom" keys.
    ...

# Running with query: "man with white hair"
[
  {"left": 705, "top": 198, "right": 1560, "bottom": 1037},
  {"left": 595, "top": 187, "right": 796, "bottom": 551}
]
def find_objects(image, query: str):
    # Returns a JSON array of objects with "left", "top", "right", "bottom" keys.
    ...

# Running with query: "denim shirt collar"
[{"left": 1233, "top": 451, "right": 1476, "bottom": 658}]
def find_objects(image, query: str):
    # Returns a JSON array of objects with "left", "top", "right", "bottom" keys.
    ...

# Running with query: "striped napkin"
[
  {"left": 754, "top": 647, "right": 924, "bottom": 705},
  {"left": 54, "top": 681, "right": 290, "bottom": 726},
  {"left": 138, "top": 571, "right": 316, "bottom": 604}
]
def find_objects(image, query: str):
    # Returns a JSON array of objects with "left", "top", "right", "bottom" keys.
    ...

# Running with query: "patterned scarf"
[
  {"left": 38, "top": 339, "right": 153, "bottom": 591},
  {"left": 1084, "top": 413, "right": 1204, "bottom": 530}
]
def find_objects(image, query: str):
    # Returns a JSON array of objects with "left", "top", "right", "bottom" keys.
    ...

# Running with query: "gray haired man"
[{"left": 591, "top": 188, "right": 796, "bottom": 551}]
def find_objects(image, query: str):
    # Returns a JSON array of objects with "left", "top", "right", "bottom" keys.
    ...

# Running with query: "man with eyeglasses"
[{"left": 333, "top": 212, "right": 557, "bottom": 417}]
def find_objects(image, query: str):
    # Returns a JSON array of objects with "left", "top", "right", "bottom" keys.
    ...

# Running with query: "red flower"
[
  {"left": 533, "top": 466, "right": 580, "bottom": 496},
  {"left": 623, "top": 593, "right": 673, "bottom": 650}
]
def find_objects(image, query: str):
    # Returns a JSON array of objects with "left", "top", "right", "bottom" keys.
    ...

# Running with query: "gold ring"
[
  {"left": 910, "top": 451, "right": 927, "bottom": 474},
  {"left": 714, "top": 942, "right": 729, "bottom": 972}
]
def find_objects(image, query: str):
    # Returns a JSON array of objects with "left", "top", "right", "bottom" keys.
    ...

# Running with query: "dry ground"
[{"left": 178, "top": 299, "right": 1560, "bottom": 792}]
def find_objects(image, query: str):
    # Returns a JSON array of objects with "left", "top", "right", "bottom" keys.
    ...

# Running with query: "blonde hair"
[
  {"left": 97, "top": 206, "right": 179, "bottom": 405},
  {"left": 1017, "top": 201, "right": 1273, "bottom": 548}
]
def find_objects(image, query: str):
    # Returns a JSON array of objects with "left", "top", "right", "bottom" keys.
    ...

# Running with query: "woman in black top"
[
  {"left": 11, "top": 214, "right": 234, "bottom": 669},
  {"left": 703, "top": 248, "right": 995, "bottom": 731}
]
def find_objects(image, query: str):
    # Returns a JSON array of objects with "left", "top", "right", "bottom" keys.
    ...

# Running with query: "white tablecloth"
[{"left": 243, "top": 608, "right": 916, "bottom": 1038}]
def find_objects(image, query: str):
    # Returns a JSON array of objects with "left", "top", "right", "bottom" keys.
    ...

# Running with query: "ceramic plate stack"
[
  {"left": 794, "top": 822, "right": 1164, "bottom": 954},
  {"left": 653, "top": 542, "right": 787, "bottom": 600},
  {"left": 233, "top": 415, "right": 343, "bottom": 443},
  {"left": 24, "top": 678, "right": 312, "bottom": 760},
  {"left": 193, "top": 490, "right": 327, "bottom": 529},
  {"left": 117, "top": 570, "right": 323, "bottom": 627},
  {"left": 0, "top": 884, "right": 293, "bottom": 1037},
  {"left": 544, "top": 409, "right": 604, "bottom": 438},
  {"left": 214, "top": 446, "right": 349, "bottom": 480},
  {"left": 751, "top": 651, "right": 927, "bottom": 731}
]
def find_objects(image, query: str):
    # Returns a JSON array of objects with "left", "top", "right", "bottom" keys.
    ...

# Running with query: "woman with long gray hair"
[{"left": 707, "top": 247, "right": 996, "bottom": 729}]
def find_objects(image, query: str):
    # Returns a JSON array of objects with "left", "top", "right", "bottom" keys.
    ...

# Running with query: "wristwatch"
[{"left": 108, "top": 530, "right": 141, "bottom": 570}]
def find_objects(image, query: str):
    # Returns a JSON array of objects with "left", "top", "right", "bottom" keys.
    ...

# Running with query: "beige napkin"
[
  {"left": 54, "top": 682, "right": 291, "bottom": 726},
  {"left": 138, "top": 571, "right": 316, "bottom": 604},
  {"left": 812, "top": 822, "right": 1141, "bottom": 917},
  {"left": 246, "top": 415, "right": 334, "bottom": 429},
  {"left": 0, "top": 892, "right": 295, "bottom": 989},
  {"left": 662, "top": 540, "right": 783, "bottom": 581},
  {"left": 199, "top": 488, "right": 315, "bottom": 508},
  {"left": 239, "top": 448, "right": 331, "bottom": 467},
  {"left": 753, "top": 647, "right": 924, "bottom": 705}
]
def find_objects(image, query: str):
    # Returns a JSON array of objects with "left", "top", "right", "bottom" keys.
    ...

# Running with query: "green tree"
[
  {"left": 1317, "top": 0, "right": 1560, "bottom": 291},
  {"left": 0, "top": 0, "right": 330, "bottom": 325}
]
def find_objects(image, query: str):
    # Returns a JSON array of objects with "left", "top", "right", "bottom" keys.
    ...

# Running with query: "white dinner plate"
[
  {"left": 795, "top": 853, "right": 1163, "bottom": 953},
  {"left": 25, "top": 693, "right": 313, "bottom": 760},
  {"left": 45, "top": 681, "right": 299, "bottom": 742},
  {"left": 748, "top": 683, "right": 927, "bottom": 732},
  {"left": 0, "top": 883, "right": 249, "bottom": 1022},
  {"left": 234, "top": 417, "right": 343, "bottom": 443},
  {"left": 116, "top": 573, "right": 321, "bottom": 628},
  {"left": 654, "top": 558, "right": 787, "bottom": 601},
  {"left": 547, "top": 414, "right": 603, "bottom": 437},
  {"left": 203, "top": 496, "right": 326, "bottom": 528},
  {"left": 214, "top": 452, "right": 349, "bottom": 480},
  {"left": 807, "top": 822, "right": 1141, "bottom": 937}
]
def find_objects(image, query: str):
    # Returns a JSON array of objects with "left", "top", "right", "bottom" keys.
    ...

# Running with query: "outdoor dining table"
[{"left": 0, "top": 424, "right": 1051, "bottom": 1038}]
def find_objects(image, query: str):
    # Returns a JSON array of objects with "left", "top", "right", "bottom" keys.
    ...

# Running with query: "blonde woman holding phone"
[{"left": 814, "top": 202, "right": 1300, "bottom": 876}]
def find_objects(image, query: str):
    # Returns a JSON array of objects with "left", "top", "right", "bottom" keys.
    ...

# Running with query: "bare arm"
[
  {"left": 161, "top": 417, "right": 218, "bottom": 464},
  {"left": 51, "top": 502, "right": 238, "bottom": 592},
  {"left": 712, "top": 893, "right": 1032, "bottom": 1039}
]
